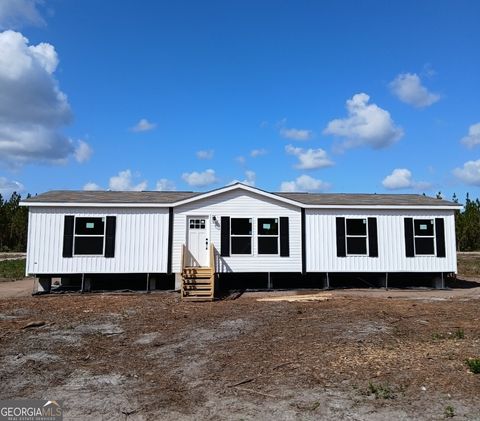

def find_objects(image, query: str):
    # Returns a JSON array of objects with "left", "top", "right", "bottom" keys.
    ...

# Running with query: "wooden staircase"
[{"left": 181, "top": 244, "right": 215, "bottom": 301}]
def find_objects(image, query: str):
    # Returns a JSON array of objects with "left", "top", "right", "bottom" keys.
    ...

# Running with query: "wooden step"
[
  {"left": 182, "top": 279, "right": 212, "bottom": 285},
  {"left": 183, "top": 291, "right": 213, "bottom": 297},
  {"left": 182, "top": 282, "right": 213, "bottom": 289},
  {"left": 183, "top": 285, "right": 212, "bottom": 291},
  {"left": 183, "top": 266, "right": 211, "bottom": 272},
  {"left": 181, "top": 289, "right": 214, "bottom": 300},
  {"left": 182, "top": 271, "right": 211, "bottom": 279}
]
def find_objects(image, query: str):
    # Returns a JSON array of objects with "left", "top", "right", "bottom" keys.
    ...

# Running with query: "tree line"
[
  {"left": 0, "top": 192, "right": 29, "bottom": 252},
  {"left": 0, "top": 191, "right": 479, "bottom": 252},
  {"left": 454, "top": 193, "right": 480, "bottom": 251}
]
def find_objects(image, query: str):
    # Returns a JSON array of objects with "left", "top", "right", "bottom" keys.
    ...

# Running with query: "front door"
[{"left": 187, "top": 216, "right": 209, "bottom": 267}]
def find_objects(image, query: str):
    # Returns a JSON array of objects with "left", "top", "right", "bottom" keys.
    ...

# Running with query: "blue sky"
[{"left": 0, "top": 0, "right": 479, "bottom": 201}]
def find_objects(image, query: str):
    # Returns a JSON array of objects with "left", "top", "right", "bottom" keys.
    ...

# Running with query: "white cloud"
[
  {"left": 74, "top": 140, "right": 93, "bottom": 163},
  {"left": 109, "top": 169, "right": 147, "bottom": 191},
  {"left": 280, "top": 127, "right": 313, "bottom": 141},
  {"left": 389, "top": 73, "right": 440, "bottom": 108},
  {"left": 323, "top": 93, "right": 404, "bottom": 150},
  {"left": 244, "top": 170, "right": 255, "bottom": 186},
  {"left": 182, "top": 169, "right": 217, "bottom": 187},
  {"left": 453, "top": 160, "right": 480, "bottom": 186},
  {"left": 0, "top": 30, "right": 80, "bottom": 167},
  {"left": 155, "top": 178, "right": 176, "bottom": 191},
  {"left": 83, "top": 182, "right": 101, "bottom": 191},
  {"left": 131, "top": 118, "right": 156, "bottom": 132},
  {"left": 196, "top": 149, "right": 214, "bottom": 160},
  {"left": 250, "top": 148, "right": 267, "bottom": 158},
  {"left": 461, "top": 123, "right": 480, "bottom": 149},
  {"left": 285, "top": 144, "right": 333, "bottom": 169},
  {"left": 230, "top": 170, "right": 256, "bottom": 187},
  {"left": 0, "top": 0, "right": 45, "bottom": 30},
  {"left": 0, "top": 176, "right": 24, "bottom": 197},
  {"left": 280, "top": 175, "right": 330, "bottom": 192},
  {"left": 382, "top": 168, "right": 431, "bottom": 190}
]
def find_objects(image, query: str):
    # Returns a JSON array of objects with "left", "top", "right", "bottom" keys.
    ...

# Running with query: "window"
[
  {"left": 346, "top": 218, "right": 368, "bottom": 255},
  {"left": 258, "top": 218, "right": 279, "bottom": 254},
  {"left": 74, "top": 217, "right": 105, "bottom": 255},
  {"left": 231, "top": 218, "right": 252, "bottom": 254},
  {"left": 189, "top": 218, "right": 206, "bottom": 229},
  {"left": 414, "top": 219, "right": 435, "bottom": 255}
]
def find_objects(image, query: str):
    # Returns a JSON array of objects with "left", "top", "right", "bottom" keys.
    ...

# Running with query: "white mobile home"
[{"left": 21, "top": 183, "right": 461, "bottom": 299}]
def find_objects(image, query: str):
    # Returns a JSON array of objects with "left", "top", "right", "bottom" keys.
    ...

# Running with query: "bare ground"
[
  {"left": 0, "top": 252, "right": 26, "bottom": 261},
  {"left": 0, "top": 287, "right": 480, "bottom": 420}
]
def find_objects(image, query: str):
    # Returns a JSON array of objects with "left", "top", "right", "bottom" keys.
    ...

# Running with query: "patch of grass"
[
  {"left": 453, "top": 329, "right": 465, "bottom": 340},
  {"left": 465, "top": 358, "right": 480, "bottom": 374},
  {"left": 0, "top": 259, "right": 26, "bottom": 279},
  {"left": 432, "top": 329, "right": 465, "bottom": 341},
  {"left": 367, "top": 382, "right": 394, "bottom": 399},
  {"left": 444, "top": 405, "right": 455, "bottom": 418},
  {"left": 457, "top": 253, "right": 480, "bottom": 277}
]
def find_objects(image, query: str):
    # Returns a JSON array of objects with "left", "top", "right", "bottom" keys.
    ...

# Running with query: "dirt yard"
[{"left": 0, "top": 288, "right": 479, "bottom": 420}]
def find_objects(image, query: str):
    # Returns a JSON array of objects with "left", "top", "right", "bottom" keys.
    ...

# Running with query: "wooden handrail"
[
  {"left": 181, "top": 244, "right": 186, "bottom": 271},
  {"left": 209, "top": 243, "right": 215, "bottom": 273},
  {"left": 210, "top": 244, "right": 215, "bottom": 298}
]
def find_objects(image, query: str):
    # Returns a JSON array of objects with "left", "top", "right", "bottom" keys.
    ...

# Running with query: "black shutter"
[
  {"left": 220, "top": 217, "right": 230, "bottom": 257},
  {"left": 301, "top": 209, "right": 306, "bottom": 274},
  {"left": 336, "top": 217, "right": 346, "bottom": 257},
  {"left": 280, "top": 217, "right": 290, "bottom": 257},
  {"left": 62, "top": 215, "right": 74, "bottom": 258},
  {"left": 368, "top": 217, "right": 378, "bottom": 257},
  {"left": 104, "top": 216, "right": 116, "bottom": 258},
  {"left": 167, "top": 208, "right": 174, "bottom": 273},
  {"left": 435, "top": 218, "right": 446, "bottom": 257},
  {"left": 404, "top": 218, "right": 414, "bottom": 257}
]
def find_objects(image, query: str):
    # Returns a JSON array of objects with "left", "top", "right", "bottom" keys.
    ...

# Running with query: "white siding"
[
  {"left": 172, "top": 190, "right": 302, "bottom": 273},
  {"left": 305, "top": 209, "right": 457, "bottom": 273},
  {"left": 26, "top": 207, "right": 169, "bottom": 275}
]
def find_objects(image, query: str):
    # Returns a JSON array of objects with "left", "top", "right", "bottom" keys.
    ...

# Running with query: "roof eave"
[
  {"left": 20, "top": 202, "right": 462, "bottom": 211},
  {"left": 303, "top": 204, "right": 462, "bottom": 210},
  {"left": 20, "top": 201, "right": 172, "bottom": 208}
]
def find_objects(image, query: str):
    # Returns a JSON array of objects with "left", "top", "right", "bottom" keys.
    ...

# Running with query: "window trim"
[
  {"left": 345, "top": 218, "right": 369, "bottom": 256},
  {"left": 413, "top": 218, "right": 436, "bottom": 256},
  {"left": 257, "top": 217, "right": 280, "bottom": 256},
  {"left": 230, "top": 217, "right": 253, "bottom": 256},
  {"left": 73, "top": 216, "right": 106, "bottom": 257}
]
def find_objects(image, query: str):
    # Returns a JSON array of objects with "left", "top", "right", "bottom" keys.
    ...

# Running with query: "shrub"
[
  {"left": 367, "top": 382, "right": 394, "bottom": 399},
  {"left": 444, "top": 405, "right": 455, "bottom": 418},
  {"left": 465, "top": 358, "right": 480, "bottom": 374}
]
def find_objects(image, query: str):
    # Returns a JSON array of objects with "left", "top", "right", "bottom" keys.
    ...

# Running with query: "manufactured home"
[{"left": 21, "top": 183, "right": 461, "bottom": 299}]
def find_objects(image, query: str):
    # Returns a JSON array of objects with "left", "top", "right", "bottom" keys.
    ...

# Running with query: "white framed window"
[
  {"left": 414, "top": 219, "right": 435, "bottom": 255},
  {"left": 257, "top": 218, "right": 279, "bottom": 255},
  {"left": 74, "top": 217, "right": 105, "bottom": 256},
  {"left": 189, "top": 218, "right": 206, "bottom": 229},
  {"left": 231, "top": 218, "right": 252, "bottom": 255},
  {"left": 346, "top": 218, "right": 368, "bottom": 256}
]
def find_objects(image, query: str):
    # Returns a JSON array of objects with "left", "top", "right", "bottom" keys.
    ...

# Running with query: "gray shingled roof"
[
  {"left": 24, "top": 190, "right": 200, "bottom": 204},
  {"left": 275, "top": 193, "right": 458, "bottom": 207},
  {"left": 24, "top": 189, "right": 458, "bottom": 207}
]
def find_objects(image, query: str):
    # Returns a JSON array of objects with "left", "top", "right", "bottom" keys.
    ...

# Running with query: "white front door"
[{"left": 187, "top": 216, "right": 209, "bottom": 267}]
